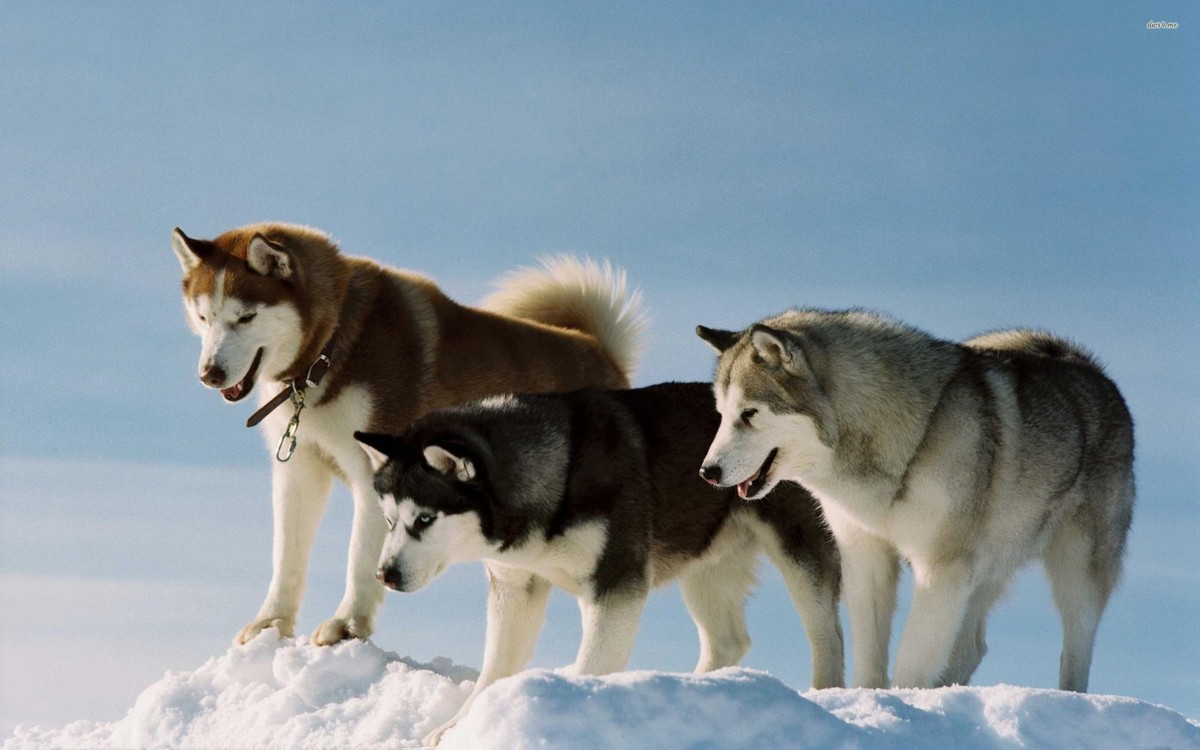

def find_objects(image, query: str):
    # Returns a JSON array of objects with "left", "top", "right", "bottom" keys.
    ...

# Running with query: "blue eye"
[{"left": 413, "top": 512, "right": 436, "bottom": 531}]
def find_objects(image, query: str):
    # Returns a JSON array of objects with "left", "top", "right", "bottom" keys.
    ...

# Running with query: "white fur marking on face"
[
  {"left": 771, "top": 413, "right": 834, "bottom": 479},
  {"left": 703, "top": 384, "right": 788, "bottom": 499},
  {"left": 378, "top": 497, "right": 490, "bottom": 592},
  {"left": 705, "top": 384, "right": 758, "bottom": 477},
  {"left": 252, "top": 302, "right": 304, "bottom": 384},
  {"left": 709, "top": 376, "right": 840, "bottom": 501},
  {"left": 186, "top": 265, "right": 302, "bottom": 393},
  {"left": 211, "top": 267, "right": 226, "bottom": 314},
  {"left": 379, "top": 493, "right": 399, "bottom": 531}
]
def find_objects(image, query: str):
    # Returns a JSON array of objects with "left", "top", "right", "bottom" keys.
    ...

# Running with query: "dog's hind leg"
[
  {"left": 1044, "top": 468, "right": 1132, "bottom": 693},
  {"left": 237, "top": 445, "right": 333, "bottom": 645},
  {"left": 755, "top": 525, "right": 845, "bottom": 689},
  {"left": 679, "top": 545, "right": 756, "bottom": 673},
  {"left": 425, "top": 566, "right": 552, "bottom": 746},
  {"left": 1043, "top": 517, "right": 1117, "bottom": 692},
  {"left": 937, "top": 579, "right": 1005, "bottom": 686}
]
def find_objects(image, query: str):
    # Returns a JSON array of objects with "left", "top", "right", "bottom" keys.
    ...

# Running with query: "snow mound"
[
  {"left": 4, "top": 632, "right": 474, "bottom": 749},
  {"left": 440, "top": 669, "right": 852, "bottom": 749},
  {"left": 6, "top": 634, "right": 1198, "bottom": 749},
  {"left": 446, "top": 672, "right": 1200, "bottom": 750}
]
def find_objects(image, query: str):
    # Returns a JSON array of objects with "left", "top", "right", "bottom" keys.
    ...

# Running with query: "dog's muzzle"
[{"left": 377, "top": 566, "right": 406, "bottom": 591}]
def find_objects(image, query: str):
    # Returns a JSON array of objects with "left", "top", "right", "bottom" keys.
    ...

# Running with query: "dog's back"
[
  {"left": 355, "top": 255, "right": 645, "bottom": 429},
  {"left": 964, "top": 329, "right": 1131, "bottom": 442},
  {"left": 963, "top": 329, "right": 1134, "bottom": 512},
  {"left": 963, "top": 328, "right": 1135, "bottom": 581}
]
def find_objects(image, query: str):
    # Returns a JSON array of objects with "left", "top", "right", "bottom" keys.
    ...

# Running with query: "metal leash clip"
[{"left": 275, "top": 387, "right": 307, "bottom": 462}]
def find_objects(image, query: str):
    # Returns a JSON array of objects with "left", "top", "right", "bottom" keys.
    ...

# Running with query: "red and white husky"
[{"left": 173, "top": 223, "right": 644, "bottom": 646}]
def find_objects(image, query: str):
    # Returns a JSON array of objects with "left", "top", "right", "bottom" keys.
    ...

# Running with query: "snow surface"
[{"left": 5, "top": 632, "right": 1198, "bottom": 750}]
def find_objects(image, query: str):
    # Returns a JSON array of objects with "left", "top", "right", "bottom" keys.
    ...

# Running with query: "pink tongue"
[
  {"left": 737, "top": 470, "right": 761, "bottom": 499},
  {"left": 222, "top": 382, "right": 243, "bottom": 399}
]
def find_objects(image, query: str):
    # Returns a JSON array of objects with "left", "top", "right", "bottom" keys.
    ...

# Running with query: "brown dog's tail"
[{"left": 482, "top": 255, "right": 647, "bottom": 380}]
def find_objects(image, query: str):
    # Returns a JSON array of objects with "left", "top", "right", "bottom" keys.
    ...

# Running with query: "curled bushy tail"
[
  {"left": 964, "top": 328, "right": 1103, "bottom": 370},
  {"left": 482, "top": 255, "right": 647, "bottom": 379}
]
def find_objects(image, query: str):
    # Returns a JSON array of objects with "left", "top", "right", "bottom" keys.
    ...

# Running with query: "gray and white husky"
[
  {"left": 356, "top": 382, "right": 843, "bottom": 745},
  {"left": 697, "top": 311, "right": 1134, "bottom": 692}
]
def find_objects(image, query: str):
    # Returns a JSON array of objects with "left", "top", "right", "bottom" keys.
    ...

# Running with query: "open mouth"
[
  {"left": 220, "top": 348, "right": 264, "bottom": 402},
  {"left": 737, "top": 448, "right": 778, "bottom": 499}
]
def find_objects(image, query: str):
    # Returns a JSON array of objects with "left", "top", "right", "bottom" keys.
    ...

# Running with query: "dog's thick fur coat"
[
  {"left": 174, "top": 223, "right": 643, "bottom": 645},
  {"left": 357, "top": 382, "right": 843, "bottom": 744},
  {"left": 698, "top": 310, "right": 1134, "bottom": 692}
]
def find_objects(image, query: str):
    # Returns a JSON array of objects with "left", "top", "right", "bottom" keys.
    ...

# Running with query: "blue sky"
[{"left": 1, "top": 1, "right": 1196, "bottom": 736}]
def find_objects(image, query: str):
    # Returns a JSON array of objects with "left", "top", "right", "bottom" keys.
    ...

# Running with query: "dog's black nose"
[
  {"left": 699, "top": 464, "right": 722, "bottom": 485},
  {"left": 200, "top": 365, "right": 226, "bottom": 387},
  {"left": 377, "top": 566, "right": 404, "bottom": 591}
]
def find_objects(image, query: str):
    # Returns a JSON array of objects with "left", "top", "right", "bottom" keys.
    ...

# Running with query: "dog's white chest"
[
  {"left": 497, "top": 520, "right": 609, "bottom": 595},
  {"left": 256, "top": 382, "right": 374, "bottom": 474}
]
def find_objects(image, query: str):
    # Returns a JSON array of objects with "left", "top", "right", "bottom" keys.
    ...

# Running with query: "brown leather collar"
[
  {"left": 245, "top": 337, "right": 337, "bottom": 428},
  {"left": 244, "top": 275, "right": 367, "bottom": 431}
]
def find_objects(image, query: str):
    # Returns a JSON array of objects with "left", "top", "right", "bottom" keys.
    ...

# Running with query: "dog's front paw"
[
  {"left": 423, "top": 719, "right": 456, "bottom": 747},
  {"left": 234, "top": 617, "right": 295, "bottom": 646},
  {"left": 312, "top": 615, "right": 372, "bottom": 646}
]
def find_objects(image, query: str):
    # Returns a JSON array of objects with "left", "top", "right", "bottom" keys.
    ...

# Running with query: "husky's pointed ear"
[
  {"left": 696, "top": 325, "right": 741, "bottom": 353},
  {"left": 750, "top": 325, "right": 808, "bottom": 374},
  {"left": 172, "top": 228, "right": 207, "bottom": 273},
  {"left": 247, "top": 234, "right": 295, "bottom": 280},
  {"left": 354, "top": 431, "right": 400, "bottom": 471},
  {"left": 423, "top": 445, "right": 476, "bottom": 482}
]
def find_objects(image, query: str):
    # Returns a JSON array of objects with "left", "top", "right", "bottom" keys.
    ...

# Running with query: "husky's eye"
[
  {"left": 740, "top": 408, "right": 758, "bottom": 427},
  {"left": 413, "top": 512, "right": 436, "bottom": 531},
  {"left": 236, "top": 312, "right": 257, "bottom": 325},
  {"left": 197, "top": 314, "right": 207, "bottom": 323}
]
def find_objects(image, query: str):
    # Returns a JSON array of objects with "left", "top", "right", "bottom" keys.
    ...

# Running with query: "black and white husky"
[{"left": 356, "top": 382, "right": 843, "bottom": 745}]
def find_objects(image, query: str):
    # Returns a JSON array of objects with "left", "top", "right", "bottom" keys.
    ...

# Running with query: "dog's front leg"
[
  {"left": 424, "top": 565, "right": 551, "bottom": 747},
  {"left": 571, "top": 586, "right": 648, "bottom": 676},
  {"left": 892, "top": 560, "right": 973, "bottom": 688},
  {"left": 312, "top": 470, "right": 389, "bottom": 645},
  {"left": 827, "top": 515, "right": 898, "bottom": 688},
  {"left": 236, "top": 445, "right": 333, "bottom": 645}
]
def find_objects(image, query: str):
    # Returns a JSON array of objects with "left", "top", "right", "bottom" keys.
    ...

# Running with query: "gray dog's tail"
[
  {"left": 964, "top": 328, "right": 1103, "bottom": 370},
  {"left": 482, "top": 255, "right": 647, "bottom": 380}
]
